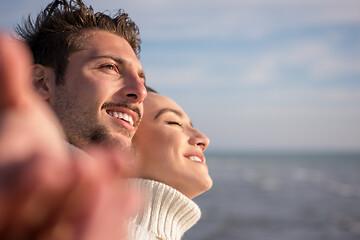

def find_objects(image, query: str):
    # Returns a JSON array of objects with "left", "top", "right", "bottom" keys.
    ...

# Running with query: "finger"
[{"left": 0, "top": 34, "right": 33, "bottom": 109}]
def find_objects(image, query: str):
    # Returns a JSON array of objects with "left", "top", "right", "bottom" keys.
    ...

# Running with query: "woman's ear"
[{"left": 33, "top": 64, "right": 56, "bottom": 101}]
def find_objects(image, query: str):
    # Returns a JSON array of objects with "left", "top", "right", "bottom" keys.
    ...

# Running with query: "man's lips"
[
  {"left": 101, "top": 102, "right": 141, "bottom": 126},
  {"left": 107, "top": 110, "right": 134, "bottom": 126},
  {"left": 105, "top": 107, "right": 139, "bottom": 131}
]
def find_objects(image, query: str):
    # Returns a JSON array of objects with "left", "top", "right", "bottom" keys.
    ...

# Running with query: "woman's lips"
[{"left": 184, "top": 153, "right": 205, "bottom": 163}]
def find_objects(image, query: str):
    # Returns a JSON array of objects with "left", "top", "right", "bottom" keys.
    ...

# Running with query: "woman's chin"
[{"left": 187, "top": 177, "right": 213, "bottom": 199}]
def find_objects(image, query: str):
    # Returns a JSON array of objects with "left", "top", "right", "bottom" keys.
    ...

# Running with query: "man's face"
[{"left": 50, "top": 30, "right": 147, "bottom": 149}]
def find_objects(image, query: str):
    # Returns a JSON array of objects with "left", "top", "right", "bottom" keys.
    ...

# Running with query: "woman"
[{"left": 130, "top": 88, "right": 212, "bottom": 240}]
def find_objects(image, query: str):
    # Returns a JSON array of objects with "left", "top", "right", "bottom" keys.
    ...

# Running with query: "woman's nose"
[{"left": 189, "top": 129, "right": 210, "bottom": 151}]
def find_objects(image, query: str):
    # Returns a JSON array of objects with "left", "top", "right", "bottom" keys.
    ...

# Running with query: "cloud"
[
  {"left": 280, "top": 39, "right": 360, "bottom": 80},
  {"left": 84, "top": 0, "right": 360, "bottom": 41},
  {"left": 143, "top": 34, "right": 360, "bottom": 91},
  {"left": 2, "top": 0, "right": 359, "bottom": 41},
  {"left": 225, "top": 37, "right": 360, "bottom": 86}
]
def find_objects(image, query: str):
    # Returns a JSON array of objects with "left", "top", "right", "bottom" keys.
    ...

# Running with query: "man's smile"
[{"left": 107, "top": 110, "right": 134, "bottom": 126}]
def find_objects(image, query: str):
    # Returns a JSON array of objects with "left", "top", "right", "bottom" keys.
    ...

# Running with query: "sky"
[{"left": 1, "top": 0, "right": 359, "bottom": 153}]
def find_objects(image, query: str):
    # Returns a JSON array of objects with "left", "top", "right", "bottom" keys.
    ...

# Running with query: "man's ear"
[{"left": 33, "top": 64, "right": 56, "bottom": 101}]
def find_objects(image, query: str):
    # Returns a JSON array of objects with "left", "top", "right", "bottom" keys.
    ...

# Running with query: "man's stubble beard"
[{"left": 51, "top": 87, "right": 132, "bottom": 150}]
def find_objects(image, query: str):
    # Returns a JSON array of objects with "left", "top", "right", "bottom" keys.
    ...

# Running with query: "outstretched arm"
[{"left": 0, "top": 34, "right": 138, "bottom": 240}]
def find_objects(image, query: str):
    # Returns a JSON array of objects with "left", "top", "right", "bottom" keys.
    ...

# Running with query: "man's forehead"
[
  {"left": 74, "top": 30, "right": 142, "bottom": 67},
  {"left": 81, "top": 30, "right": 136, "bottom": 56}
]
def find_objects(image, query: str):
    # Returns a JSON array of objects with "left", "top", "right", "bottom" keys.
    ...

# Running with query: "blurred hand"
[{"left": 0, "top": 34, "right": 139, "bottom": 240}]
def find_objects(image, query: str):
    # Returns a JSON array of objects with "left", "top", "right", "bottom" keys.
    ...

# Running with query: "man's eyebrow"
[
  {"left": 92, "top": 55, "right": 146, "bottom": 83},
  {"left": 92, "top": 55, "right": 125, "bottom": 64}
]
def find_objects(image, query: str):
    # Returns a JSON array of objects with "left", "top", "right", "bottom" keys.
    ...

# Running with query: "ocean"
[{"left": 184, "top": 152, "right": 360, "bottom": 240}]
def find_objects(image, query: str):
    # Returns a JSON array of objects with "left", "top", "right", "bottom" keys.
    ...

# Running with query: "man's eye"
[
  {"left": 166, "top": 121, "right": 182, "bottom": 127},
  {"left": 99, "top": 64, "right": 119, "bottom": 73}
]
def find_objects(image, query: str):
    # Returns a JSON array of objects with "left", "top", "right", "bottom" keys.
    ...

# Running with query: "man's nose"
[{"left": 118, "top": 71, "right": 147, "bottom": 104}]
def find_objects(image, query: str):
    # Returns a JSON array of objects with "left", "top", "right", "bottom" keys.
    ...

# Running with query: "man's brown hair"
[{"left": 16, "top": 0, "right": 141, "bottom": 85}]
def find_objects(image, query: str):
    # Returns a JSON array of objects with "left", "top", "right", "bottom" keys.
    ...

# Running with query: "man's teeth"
[
  {"left": 108, "top": 111, "right": 134, "bottom": 126},
  {"left": 189, "top": 156, "right": 202, "bottom": 162}
]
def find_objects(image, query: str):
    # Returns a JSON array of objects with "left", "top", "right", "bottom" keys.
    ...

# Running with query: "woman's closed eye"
[{"left": 166, "top": 121, "right": 182, "bottom": 127}]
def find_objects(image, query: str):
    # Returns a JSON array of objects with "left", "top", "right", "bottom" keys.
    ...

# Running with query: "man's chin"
[
  {"left": 103, "top": 133, "right": 133, "bottom": 150},
  {"left": 71, "top": 125, "right": 133, "bottom": 150}
]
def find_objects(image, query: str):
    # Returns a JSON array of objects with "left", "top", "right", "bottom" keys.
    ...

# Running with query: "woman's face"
[{"left": 132, "top": 92, "right": 212, "bottom": 199}]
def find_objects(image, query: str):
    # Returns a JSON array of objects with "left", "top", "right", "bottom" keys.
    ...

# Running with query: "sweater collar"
[{"left": 130, "top": 178, "right": 201, "bottom": 240}]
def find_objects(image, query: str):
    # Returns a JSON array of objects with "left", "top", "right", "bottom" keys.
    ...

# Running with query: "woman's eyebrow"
[{"left": 154, "top": 108, "right": 183, "bottom": 120}]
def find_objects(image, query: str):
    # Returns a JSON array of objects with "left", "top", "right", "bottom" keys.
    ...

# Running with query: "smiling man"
[{"left": 16, "top": 0, "right": 147, "bottom": 149}]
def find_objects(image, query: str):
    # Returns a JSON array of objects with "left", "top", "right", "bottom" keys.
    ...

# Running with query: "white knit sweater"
[{"left": 128, "top": 179, "right": 201, "bottom": 240}]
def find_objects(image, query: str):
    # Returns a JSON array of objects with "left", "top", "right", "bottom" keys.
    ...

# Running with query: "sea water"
[{"left": 184, "top": 152, "right": 360, "bottom": 240}]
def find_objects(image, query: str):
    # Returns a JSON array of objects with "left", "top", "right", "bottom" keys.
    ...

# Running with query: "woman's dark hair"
[
  {"left": 16, "top": 0, "right": 141, "bottom": 85},
  {"left": 146, "top": 86, "right": 158, "bottom": 94}
]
